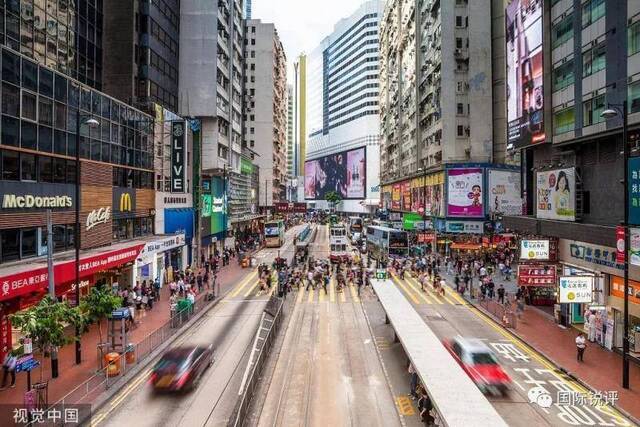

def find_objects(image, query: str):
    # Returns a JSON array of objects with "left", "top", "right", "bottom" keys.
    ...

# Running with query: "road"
[
  {"left": 251, "top": 224, "right": 402, "bottom": 427},
  {"left": 366, "top": 269, "right": 635, "bottom": 426},
  {"left": 91, "top": 225, "right": 304, "bottom": 427}
]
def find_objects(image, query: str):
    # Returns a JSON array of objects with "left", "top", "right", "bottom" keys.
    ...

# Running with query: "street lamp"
[
  {"left": 600, "top": 101, "right": 630, "bottom": 389},
  {"left": 74, "top": 113, "right": 99, "bottom": 365}
]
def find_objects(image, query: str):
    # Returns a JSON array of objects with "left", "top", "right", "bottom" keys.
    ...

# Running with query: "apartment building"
[{"left": 244, "top": 19, "right": 287, "bottom": 210}]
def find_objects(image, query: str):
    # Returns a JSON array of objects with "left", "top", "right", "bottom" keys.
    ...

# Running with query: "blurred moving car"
[
  {"left": 443, "top": 337, "right": 511, "bottom": 396},
  {"left": 351, "top": 232, "right": 362, "bottom": 244},
  {"left": 150, "top": 345, "right": 214, "bottom": 392}
]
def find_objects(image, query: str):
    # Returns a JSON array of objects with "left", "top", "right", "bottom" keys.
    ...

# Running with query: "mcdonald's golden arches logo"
[{"left": 119, "top": 193, "right": 132, "bottom": 212}]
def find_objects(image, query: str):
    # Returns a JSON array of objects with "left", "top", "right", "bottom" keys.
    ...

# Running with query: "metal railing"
[
  {"left": 477, "top": 295, "right": 519, "bottom": 329},
  {"left": 227, "top": 297, "right": 284, "bottom": 427}
]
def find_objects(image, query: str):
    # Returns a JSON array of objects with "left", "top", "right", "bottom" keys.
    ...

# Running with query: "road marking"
[
  {"left": 339, "top": 284, "right": 347, "bottom": 303},
  {"left": 395, "top": 395, "right": 416, "bottom": 416},
  {"left": 349, "top": 283, "right": 360, "bottom": 303},
  {"left": 297, "top": 285, "right": 306, "bottom": 304},
  {"left": 229, "top": 270, "right": 257, "bottom": 298},
  {"left": 319, "top": 285, "right": 325, "bottom": 302},
  {"left": 402, "top": 275, "right": 434, "bottom": 304},
  {"left": 308, "top": 287, "right": 315, "bottom": 303},
  {"left": 243, "top": 281, "right": 259, "bottom": 297},
  {"left": 92, "top": 367, "right": 153, "bottom": 426},
  {"left": 390, "top": 274, "right": 421, "bottom": 305},
  {"left": 330, "top": 277, "right": 336, "bottom": 303}
]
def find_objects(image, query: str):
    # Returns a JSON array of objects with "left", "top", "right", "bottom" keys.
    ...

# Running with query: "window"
[
  {"left": 628, "top": 80, "right": 640, "bottom": 114},
  {"left": 554, "top": 107, "right": 575, "bottom": 134},
  {"left": 2, "top": 50, "right": 20, "bottom": 85},
  {"left": 39, "top": 126, "right": 52, "bottom": 152},
  {"left": 21, "top": 229, "right": 37, "bottom": 258},
  {"left": 39, "top": 97, "right": 53, "bottom": 125},
  {"left": 1, "top": 150, "right": 19, "bottom": 181},
  {"left": 629, "top": 21, "right": 640, "bottom": 56},
  {"left": 457, "top": 125, "right": 464, "bottom": 136},
  {"left": 456, "top": 38, "right": 463, "bottom": 49},
  {"left": 583, "top": 95, "right": 605, "bottom": 126},
  {"left": 1, "top": 229, "right": 20, "bottom": 262},
  {"left": 552, "top": 14, "right": 574, "bottom": 48},
  {"left": 582, "top": 0, "right": 605, "bottom": 28},
  {"left": 22, "top": 59, "right": 38, "bottom": 92},
  {"left": 22, "top": 91, "right": 37, "bottom": 121},
  {"left": 2, "top": 116, "right": 19, "bottom": 147},
  {"left": 2, "top": 83, "right": 20, "bottom": 117},
  {"left": 552, "top": 59, "right": 574, "bottom": 91},
  {"left": 38, "top": 155, "right": 53, "bottom": 182},
  {"left": 21, "top": 153, "right": 36, "bottom": 181},
  {"left": 53, "top": 157, "right": 66, "bottom": 183},
  {"left": 456, "top": 16, "right": 463, "bottom": 27},
  {"left": 21, "top": 121, "right": 37, "bottom": 150},
  {"left": 38, "top": 67, "right": 53, "bottom": 97},
  {"left": 583, "top": 43, "right": 605, "bottom": 77},
  {"left": 457, "top": 103, "right": 464, "bottom": 115}
]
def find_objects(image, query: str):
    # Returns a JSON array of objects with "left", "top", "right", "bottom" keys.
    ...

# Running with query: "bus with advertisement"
[
  {"left": 264, "top": 220, "right": 285, "bottom": 247},
  {"left": 366, "top": 226, "right": 409, "bottom": 262},
  {"left": 329, "top": 224, "right": 349, "bottom": 263}
]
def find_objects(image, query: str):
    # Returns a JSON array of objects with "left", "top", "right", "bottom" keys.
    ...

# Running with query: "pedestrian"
[
  {"left": 454, "top": 274, "right": 460, "bottom": 293},
  {"left": 497, "top": 284, "right": 505, "bottom": 304},
  {"left": 487, "top": 279, "right": 495, "bottom": 299},
  {"left": 587, "top": 311, "right": 596, "bottom": 342},
  {"left": 0, "top": 349, "right": 17, "bottom": 389},
  {"left": 576, "top": 333, "right": 586, "bottom": 362},
  {"left": 417, "top": 385, "right": 435, "bottom": 426},
  {"left": 154, "top": 277, "right": 161, "bottom": 299},
  {"left": 408, "top": 362, "right": 418, "bottom": 399}
]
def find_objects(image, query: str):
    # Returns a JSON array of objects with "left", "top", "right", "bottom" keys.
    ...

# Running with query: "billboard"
[
  {"left": 410, "top": 172, "right": 445, "bottom": 217},
  {"left": 536, "top": 168, "right": 576, "bottom": 221},
  {"left": 401, "top": 181, "right": 411, "bottom": 211},
  {"left": 520, "top": 239, "right": 550, "bottom": 260},
  {"left": 211, "top": 176, "right": 226, "bottom": 236},
  {"left": 488, "top": 169, "right": 522, "bottom": 215},
  {"left": 304, "top": 147, "right": 366, "bottom": 200},
  {"left": 505, "top": 0, "right": 545, "bottom": 149},
  {"left": 171, "top": 121, "right": 186, "bottom": 192},
  {"left": 391, "top": 183, "right": 401, "bottom": 210},
  {"left": 447, "top": 168, "right": 484, "bottom": 217},
  {"left": 559, "top": 276, "right": 594, "bottom": 304}
]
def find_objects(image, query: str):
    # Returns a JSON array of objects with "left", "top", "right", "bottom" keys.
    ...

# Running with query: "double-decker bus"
[
  {"left": 264, "top": 219, "right": 285, "bottom": 247},
  {"left": 329, "top": 224, "right": 349, "bottom": 263},
  {"left": 366, "top": 226, "right": 409, "bottom": 262}
]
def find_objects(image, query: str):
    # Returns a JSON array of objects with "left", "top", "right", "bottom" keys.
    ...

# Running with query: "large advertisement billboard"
[
  {"left": 410, "top": 172, "right": 444, "bottom": 217},
  {"left": 505, "top": 0, "right": 544, "bottom": 149},
  {"left": 447, "top": 168, "right": 484, "bottom": 217},
  {"left": 536, "top": 167, "right": 575, "bottom": 221},
  {"left": 488, "top": 169, "right": 522, "bottom": 215},
  {"left": 211, "top": 176, "right": 227, "bottom": 235},
  {"left": 304, "top": 147, "right": 366, "bottom": 200}
]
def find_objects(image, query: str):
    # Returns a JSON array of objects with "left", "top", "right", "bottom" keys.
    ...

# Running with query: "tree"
[
  {"left": 10, "top": 296, "right": 86, "bottom": 379},
  {"left": 325, "top": 191, "right": 342, "bottom": 211},
  {"left": 79, "top": 286, "right": 123, "bottom": 344}
]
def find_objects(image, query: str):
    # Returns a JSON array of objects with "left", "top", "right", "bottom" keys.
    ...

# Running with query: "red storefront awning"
[{"left": 0, "top": 243, "right": 146, "bottom": 302}]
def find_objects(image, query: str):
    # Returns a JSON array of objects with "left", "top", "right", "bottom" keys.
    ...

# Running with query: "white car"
[{"left": 351, "top": 232, "right": 362, "bottom": 243}]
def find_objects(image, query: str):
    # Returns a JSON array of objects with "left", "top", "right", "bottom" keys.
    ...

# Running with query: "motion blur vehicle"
[
  {"left": 443, "top": 337, "right": 511, "bottom": 396},
  {"left": 150, "top": 345, "right": 214, "bottom": 392}
]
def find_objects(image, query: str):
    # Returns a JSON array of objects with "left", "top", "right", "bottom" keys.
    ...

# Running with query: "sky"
[{"left": 251, "top": 0, "right": 367, "bottom": 80}]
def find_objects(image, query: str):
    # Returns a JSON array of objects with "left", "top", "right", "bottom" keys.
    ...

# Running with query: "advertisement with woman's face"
[
  {"left": 304, "top": 147, "right": 366, "bottom": 200},
  {"left": 536, "top": 167, "right": 575, "bottom": 221},
  {"left": 447, "top": 168, "right": 484, "bottom": 217}
]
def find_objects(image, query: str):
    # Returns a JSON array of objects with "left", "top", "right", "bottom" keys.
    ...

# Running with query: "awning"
[
  {"left": 230, "top": 214, "right": 265, "bottom": 224},
  {"left": 0, "top": 241, "right": 147, "bottom": 302},
  {"left": 360, "top": 199, "right": 380, "bottom": 206}
]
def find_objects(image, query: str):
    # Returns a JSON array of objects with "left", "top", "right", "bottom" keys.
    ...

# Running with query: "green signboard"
[
  {"left": 241, "top": 158, "right": 253, "bottom": 175},
  {"left": 211, "top": 176, "right": 227, "bottom": 235},
  {"left": 201, "top": 194, "right": 212, "bottom": 217},
  {"left": 403, "top": 212, "right": 423, "bottom": 230},
  {"left": 375, "top": 269, "right": 388, "bottom": 280}
]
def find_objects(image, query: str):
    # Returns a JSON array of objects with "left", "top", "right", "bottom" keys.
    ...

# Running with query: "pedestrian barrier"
[
  {"left": 478, "top": 296, "right": 518, "bottom": 329},
  {"left": 227, "top": 296, "right": 285, "bottom": 427}
]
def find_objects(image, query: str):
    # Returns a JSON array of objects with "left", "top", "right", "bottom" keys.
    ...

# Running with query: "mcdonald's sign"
[{"left": 113, "top": 187, "right": 136, "bottom": 215}]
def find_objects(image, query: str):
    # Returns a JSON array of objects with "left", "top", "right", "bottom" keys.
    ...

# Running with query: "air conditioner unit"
[{"left": 455, "top": 48, "right": 462, "bottom": 56}]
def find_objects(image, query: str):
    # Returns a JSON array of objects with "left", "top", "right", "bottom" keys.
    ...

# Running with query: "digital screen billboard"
[
  {"left": 211, "top": 176, "right": 227, "bottom": 235},
  {"left": 506, "top": 0, "right": 545, "bottom": 149},
  {"left": 447, "top": 168, "right": 484, "bottom": 218},
  {"left": 304, "top": 147, "right": 366, "bottom": 200}
]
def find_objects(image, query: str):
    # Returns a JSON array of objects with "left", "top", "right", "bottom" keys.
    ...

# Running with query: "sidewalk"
[
  {"left": 0, "top": 254, "right": 254, "bottom": 406},
  {"left": 436, "top": 263, "right": 640, "bottom": 422}
]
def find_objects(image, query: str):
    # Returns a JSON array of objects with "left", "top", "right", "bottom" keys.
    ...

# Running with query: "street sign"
[
  {"left": 23, "top": 338, "right": 32, "bottom": 354},
  {"left": 15, "top": 355, "right": 40, "bottom": 373},
  {"left": 375, "top": 269, "right": 388, "bottom": 280}
]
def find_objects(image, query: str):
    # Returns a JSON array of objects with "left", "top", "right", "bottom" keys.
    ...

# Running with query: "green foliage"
[
  {"left": 10, "top": 296, "right": 85, "bottom": 355},
  {"left": 80, "top": 286, "right": 123, "bottom": 343},
  {"left": 324, "top": 191, "right": 342, "bottom": 206}
]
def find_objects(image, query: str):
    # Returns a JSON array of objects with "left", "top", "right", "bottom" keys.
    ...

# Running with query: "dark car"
[{"left": 150, "top": 345, "right": 214, "bottom": 392}]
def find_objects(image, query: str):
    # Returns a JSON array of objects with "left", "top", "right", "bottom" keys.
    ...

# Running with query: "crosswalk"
[{"left": 389, "top": 272, "right": 467, "bottom": 306}]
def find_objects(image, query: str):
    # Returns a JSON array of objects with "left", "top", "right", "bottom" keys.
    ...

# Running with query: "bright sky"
[{"left": 252, "top": 0, "right": 367, "bottom": 80}]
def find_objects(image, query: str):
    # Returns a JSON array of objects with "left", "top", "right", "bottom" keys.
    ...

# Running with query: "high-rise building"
[
  {"left": 179, "top": 0, "right": 250, "bottom": 252},
  {"left": 245, "top": 0, "right": 252, "bottom": 19},
  {"left": 303, "top": 0, "right": 383, "bottom": 214},
  {"left": 102, "top": 0, "right": 180, "bottom": 113},
  {"left": 1, "top": 0, "right": 104, "bottom": 89},
  {"left": 286, "top": 84, "right": 295, "bottom": 179},
  {"left": 379, "top": 0, "right": 493, "bottom": 183},
  {"left": 244, "top": 19, "right": 287, "bottom": 209},
  {"left": 294, "top": 54, "right": 307, "bottom": 177}
]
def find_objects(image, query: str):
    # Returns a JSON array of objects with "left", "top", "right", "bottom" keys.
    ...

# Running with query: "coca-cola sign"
[{"left": 86, "top": 207, "right": 111, "bottom": 230}]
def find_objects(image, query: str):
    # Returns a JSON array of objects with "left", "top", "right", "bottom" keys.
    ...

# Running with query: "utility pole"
[{"left": 46, "top": 209, "right": 54, "bottom": 298}]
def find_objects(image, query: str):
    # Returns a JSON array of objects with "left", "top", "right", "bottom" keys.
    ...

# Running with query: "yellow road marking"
[
  {"left": 92, "top": 367, "right": 153, "bottom": 426},
  {"left": 308, "top": 287, "right": 315, "bottom": 303},
  {"left": 330, "top": 277, "right": 336, "bottom": 303},
  {"left": 339, "top": 283, "right": 347, "bottom": 303},
  {"left": 403, "top": 275, "right": 434, "bottom": 304},
  {"left": 229, "top": 271, "right": 258, "bottom": 297},
  {"left": 391, "top": 274, "right": 421, "bottom": 305},
  {"left": 297, "top": 285, "right": 306, "bottom": 304},
  {"left": 243, "top": 281, "right": 259, "bottom": 297},
  {"left": 319, "top": 285, "right": 325, "bottom": 302},
  {"left": 349, "top": 282, "right": 360, "bottom": 303},
  {"left": 395, "top": 395, "right": 416, "bottom": 416}
]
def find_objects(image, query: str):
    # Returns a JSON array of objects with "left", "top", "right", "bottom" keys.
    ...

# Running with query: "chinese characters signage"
[
  {"left": 610, "top": 276, "right": 640, "bottom": 305},
  {"left": 518, "top": 265, "right": 556, "bottom": 286},
  {"left": 628, "top": 157, "right": 640, "bottom": 224},
  {"left": 520, "top": 239, "right": 549, "bottom": 260},
  {"left": 558, "top": 276, "right": 593, "bottom": 303}
]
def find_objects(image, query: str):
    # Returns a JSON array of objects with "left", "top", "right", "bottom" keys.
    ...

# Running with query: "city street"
[
  {"left": 369, "top": 271, "right": 636, "bottom": 427},
  {"left": 90, "top": 226, "right": 303, "bottom": 427}
]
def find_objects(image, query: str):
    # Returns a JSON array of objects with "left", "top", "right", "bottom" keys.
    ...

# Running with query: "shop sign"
[
  {"left": 616, "top": 226, "right": 626, "bottom": 264},
  {"left": 241, "top": 158, "right": 253, "bottom": 175},
  {"left": 274, "top": 202, "right": 306, "bottom": 213},
  {"left": 558, "top": 276, "right": 593, "bottom": 303},
  {"left": 631, "top": 228, "right": 640, "bottom": 266},
  {"left": 0, "top": 244, "right": 145, "bottom": 302},
  {"left": 628, "top": 157, "right": 640, "bottom": 225},
  {"left": 445, "top": 221, "right": 484, "bottom": 234},
  {"left": 610, "top": 276, "right": 640, "bottom": 305},
  {"left": 517, "top": 265, "right": 556, "bottom": 286},
  {"left": 401, "top": 181, "right": 412, "bottom": 211},
  {"left": 171, "top": 120, "right": 187, "bottom": 193},
  {"left": 388, "top": 212, "right": 402, "bottom": 221},
  {"left": 0, "top": 182, "right": 75, "bottom": 211},
  {"left": 375, "top": 269, "right": 388, "bottom": 280},
  {"left": 0, "top": 316, "right": 11, "bottom": 362},
  {"left": 113, "top": 188, "right": 136, "bottom": 215},
  {"left": 138, "top": 234, "right": 186, "bottom": 264},
  {"left": 417, "top": 232, "right": 436, "bottom": 243},
  {"left": 201, "top": 194, "right": 212, "bottom": 218},
  {"left": 164, "top": 196, "right": 188, "bottom": 205},
  {"left": 564, "top": 241, "right": 621, "bottom": 272},
  {"left": 451, "top": 242, "right": 482, "bottom": 250},
  {"left": 86, "top": 207, "right": 111, "bottom": 231},
  {"left": 391, "top": 183, "right": 401, "bottom": 210},
  {"left": 520, "top": 239, "right": 549, "bottom": 260},
  {"left": 403, "top": 213, "right": 424, "bottom": 230}
]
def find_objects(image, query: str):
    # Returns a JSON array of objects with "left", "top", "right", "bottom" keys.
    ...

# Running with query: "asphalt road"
[{"left": 92, "top": 225, "right": 304, "bottom": 427}]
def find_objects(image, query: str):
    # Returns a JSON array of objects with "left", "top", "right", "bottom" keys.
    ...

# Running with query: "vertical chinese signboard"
[{"left": 629, "top": 157, "right": 640, "bottom": 225}]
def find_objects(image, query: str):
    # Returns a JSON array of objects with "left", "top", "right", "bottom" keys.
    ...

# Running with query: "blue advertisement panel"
[{"left": 165, "top": 208, "right": 194, "bottom": 241}]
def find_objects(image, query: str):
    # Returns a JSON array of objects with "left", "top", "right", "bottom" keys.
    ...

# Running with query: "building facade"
[
  {"left": 303, "top": 0, "right": 383, "bottom": 214},
  {"left": 286, "top": 84, "right": 296, "bottom": 200},
  {"left": 244, "top": 19, "right": 287, "bottom": 210},
  {"left": 502, "top": 0, "right": 640, "bottom": 352},
  {"left": 102, "top": 0, "right": 181, "bottom": 113}
]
